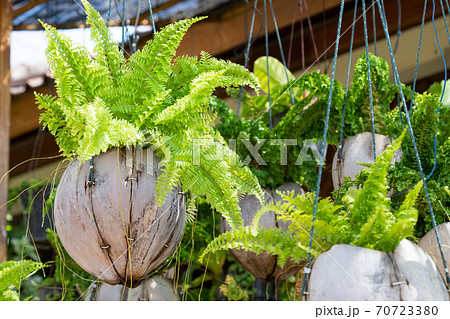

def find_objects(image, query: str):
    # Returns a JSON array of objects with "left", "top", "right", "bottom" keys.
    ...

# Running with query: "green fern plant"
[
  {"left": 388, "top": 92, "right": 449, "bottom": 237},
  {"left": 0, "top": 260, "right": 47, "bottom": 301},
  {"left": 201, "top": 131, "right": 423, "bottom": 267},
  {"left": 216, "top": 53, "right": 405, "bottom": 190},
  {"left": 35, "top": 0, "right": 263, "bottom": 228},
  {"left": 216, "top": 61, "right": 344, "bottom": 190}
]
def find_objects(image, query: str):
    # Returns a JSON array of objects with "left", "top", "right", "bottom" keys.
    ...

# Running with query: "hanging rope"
[
  {"left": 408, "top": 0, "right": 427, "bottom": 118},
  {"left": 147, "top": 0, "right": 156, "bottom": 32},
  {"left": 337, "top": 0, "right": 359, "bottom": 162},
  {"left": 362, "top": 0, "right": 378, "bottom": 162},
  {"left": 375, "top": 0, "right": 450, "bottom": 287},
  {"left": 237, "top": 0, "right": 258, "bottom": 117},
  {"left": 287, "top": 1, "right": 319, "bottom": 71},
  {"left": 301, "top": 0, "right": 346, "bottom": 297},
  {"left": 303, "top": 1, "right": 319, "bottom": 63},
  {"left": 393, "top": 0, "right": 443, "bottom": 195},
  {"left": 121, "top": 0, "right": 127, "bottom": 49},
  {"left": 393, "top": 0, "right": 402, "bottom": 54},
  {"left": 372, "top": 0, "right": 377, "bottom": 55},
  {"left": 268, "top": 0, "right": 295, "bottom": 106},
  {"left": 322, "top": 0, "right": 328, "bottom": 74},
  {"left": 263, "top": 0, "right": 272, "bottom": 130},
  {"left": 107, "top": 0, "right": 113, "bottom": 26},
  {"left": 287, "top": 2, "right": 297, "bottom": 68},
  {"left": 300, "top": 1, "right": 304, "bottom": 70}
]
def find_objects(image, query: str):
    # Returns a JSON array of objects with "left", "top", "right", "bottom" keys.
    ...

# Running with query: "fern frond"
[
  {"left": 350, "top": 130, "right": 406, "bottom": 229},
  {"left": 81, "top": 0, "right": 124, "bottom": 85},
  {"left": 0, "top": 260, "right": 47, "bottom": 301}
]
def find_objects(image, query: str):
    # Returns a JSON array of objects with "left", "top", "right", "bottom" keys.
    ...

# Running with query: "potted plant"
[
  {"left": 214, "top": 56, "right": 347, "bottom": 282},
  {"left": 389, "top": 84, "right": 450, "bottom": 277},
  {"left": 419, "top": 219, "right": 450, "bottom": 281},
  {"left": 202, "top": 132, "right": 449, "bottom": 300},
  {"left": 388, "top": 91, "right": 449, "bottom": 237},
  {"left": 36, "top": 0, "right": 262, "bottom": 288},
  {"left": 331, "top": 52, "right": 405, "bottom": 189},
  {"left": 84, "top": 275, "right": 178, "bottom": 301}
]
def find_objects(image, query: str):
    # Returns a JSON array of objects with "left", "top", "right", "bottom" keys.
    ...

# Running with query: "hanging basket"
[
  {"left": 418, "top": 222, "right": 450, "bottom": 280},
  {"left": 332, "top": 132, "right": 401, "bottom": 189},
  {"left": 54, "top": 147, "right": 186, "bottom": 288},
  {"left": 84, "top": 276, "right": 179, "bottom": 301},
  {"left": 221, "top": 183, "right": 305, "bottom": 283},
  {"left": 306, "top": 239, "right": 449, "bottom": 301}
]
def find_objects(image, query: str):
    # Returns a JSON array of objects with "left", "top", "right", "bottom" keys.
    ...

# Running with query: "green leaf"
[{"left": 253, "top": 56, "right": 295, "bottom": 93}]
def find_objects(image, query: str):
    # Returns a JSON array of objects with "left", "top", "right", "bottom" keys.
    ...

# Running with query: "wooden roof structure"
[{"left": 1, "top": 0, "right": 450, "bottom": 261}]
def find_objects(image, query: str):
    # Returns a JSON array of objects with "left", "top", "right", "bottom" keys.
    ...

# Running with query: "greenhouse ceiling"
[{"left": 12, "top": 0, "right": 238, "bottom": 30}]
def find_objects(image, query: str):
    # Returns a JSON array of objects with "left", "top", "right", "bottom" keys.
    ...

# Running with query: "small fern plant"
[
  {"left": 0, "top": 260, "right": 47, "bottom": 301},
  {"left": 201, "top": 131, "right": 423, "bottom": 267},
  {"left": 35, "top": 0, "right": 263, "bottom": 228}
]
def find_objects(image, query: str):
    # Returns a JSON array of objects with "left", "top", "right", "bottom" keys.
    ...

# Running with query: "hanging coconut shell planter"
[
  {"left": 38, "top": 1, "right": 263, "bottom": 290},
  {"left": 55, "top": 148, "right": 185, "bottom": 287},
  {"left": 332, "top": 132, "right": 401, "bottom": 189},
  {"left": 221, "top": 183, "right": 305, "bottom": 283},
  {"left": 306, "top": 240, "right": 449, "bottom": 301},
  {"left": 84, "top": 276, "right": 179, "bottom": 301},
  {"left": 418, "top": 223, "right": 450, "bottom": 280}
]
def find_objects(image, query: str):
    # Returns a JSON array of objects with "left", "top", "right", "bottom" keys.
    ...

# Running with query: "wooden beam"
[
  {"left": 9, "top": 129, "right": 60, "bottom": 178},
  {"left": 10, "top": 80, "right": 54, "bottom": 139},
  {"left": 174, "top": 0, "right": 347, "bottom": 57},
  {"left": 218, "top": 0, "right": 444, "bottom": 75},
  {"left": 129, "top": 0, "right": 185, "bottom": 26},
  {"left": 0, "top": 0, "right": 12, "bottom": 263},
  {"left": 13, "top": 0, "right": 47, "bottom": 19}
]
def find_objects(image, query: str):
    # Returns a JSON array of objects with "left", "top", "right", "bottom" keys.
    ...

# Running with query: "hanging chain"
[{"left": 301, "top": 0, "right": 346, "bottom": 297}]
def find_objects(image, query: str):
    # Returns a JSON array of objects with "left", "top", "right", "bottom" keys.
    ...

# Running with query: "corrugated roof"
[
  {"left": 13, "top": 0, "right": 235, "bottom": 30},
  {"left": 10, "top": 0, "right": 236, "bottom": 95}
]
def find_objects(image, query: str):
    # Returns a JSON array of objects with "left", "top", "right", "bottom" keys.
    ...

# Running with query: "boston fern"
[
  {"left": 35, "top": 0, "right": 263, "bottom": 228},
  {"left": 389, "top": 92, "right": 450, "bottom": 237},
  {"left": 0, "top": 260, "right": 47, "bottom": 301},
  {"left": 201, "top": 132, "right": 422, "bottom": 267},
  {"left": 215, "top": 53, "right": 406, "bottom": 190},
  {"left": 216, "top": 60, "right": 344, "bottom": 190}
]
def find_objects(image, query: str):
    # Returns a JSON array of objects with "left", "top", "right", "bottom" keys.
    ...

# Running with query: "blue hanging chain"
[
  {"left": 300, "top": 0, "right": 346, "bottom": 297},
  {"left": 372, "top": 0, "right": 377, "bottom": 56},
  {"left": 362, "top": 0, "right": 378, "bottom": 162},
  {"left": 147, "top": 0, "right": 156, "bottom": 32},
  {"left": 107, "top": 0, "right": 113, "bottom": 26},
  {"left": 263, "top": 0, "right": 273, "bottom": 130},
  {"left": 237, "top": 0, "right": 259, "bottom": 117},
  {"left": 376, "top": 0, "right": 450, "bottom": 287},
  {"left": 122, "top": 0, "right": 127, "bottom": 49},
  {"left": 268, "top": 0, "right": 295, "bottom": 106},
  {"left": 393, "top": 0, "right": 402, "bottom": 54},
  {"left": 392, "top": 0, "right": 442, "bottom": 196},
  {"left": 89, "top": 0, "right": 115, "bottom": 186},
  {"left": 337, "top": 0, "right": 359, "bottom": 162}
]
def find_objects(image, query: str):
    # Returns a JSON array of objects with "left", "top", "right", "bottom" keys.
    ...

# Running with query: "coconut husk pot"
[
  {"left": 332, "top": 132, "right": 401, "bottom": 189},
  {"left": 307, "top": 239, "right": 449, "bottom": 301},
  {"left": 222, "top": 182, "right": 305, "bottom": 283},
  {"left": 84, "top": 276, "right": 179, "bottom": 301},
  {"left": 55, "top": 147, "right": 186, "bottom": 288},
  {"left": 418, "top": 222, "right": 450, "bottom": 280}
]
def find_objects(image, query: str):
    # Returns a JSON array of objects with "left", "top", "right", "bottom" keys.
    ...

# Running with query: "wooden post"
[{"left": 0, "top": 0, "right": 12, "bottom": 263}]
